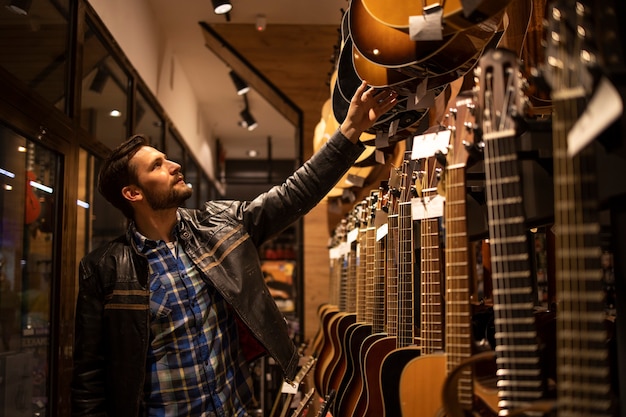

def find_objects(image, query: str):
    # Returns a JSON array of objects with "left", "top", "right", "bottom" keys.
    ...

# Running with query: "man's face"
[{"left": 128, "top": 146, "right": 192, "bottom": 210}]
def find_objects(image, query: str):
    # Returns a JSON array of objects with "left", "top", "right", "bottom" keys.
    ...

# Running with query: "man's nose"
[{"left": 168, "top": 160, "right": 181, "bottom": 173}]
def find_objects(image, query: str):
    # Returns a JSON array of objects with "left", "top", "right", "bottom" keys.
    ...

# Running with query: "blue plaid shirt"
[{"left": 132, "top": 222, "right": 254, "bottom": 417}]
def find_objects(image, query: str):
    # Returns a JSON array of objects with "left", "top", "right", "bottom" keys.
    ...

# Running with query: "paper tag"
[
  {"left": 409, "top": 5, "right": 443, "bottom": 41},
  {"left": 347, "top": 227, "right": 359, "bottom": 244},
  {"left": 412, "top": 129, "right": 451, "bottom": 160},
  {"left": 338, "top": 241, "right": 349, "bottom": 256},
  {"left": 281, "top": 380, "right": 299, "bottom": 394},
  {"left": 375, "top": 130, "right": 389, "bottom": 148},
  {"left": 568, "top": 76, "right": 622, "bottom": 156},
  {"left": 375, "top": 149, "right": 386, "bottom": 164},
  {"left": 376, "top": 223, "right": 388, "bottom": 241},
  {"left": 346, "top": 174, "right": 366, "bottom": 187},
  {"left": 389, "top": 118, "right": 399, "bottom": 137},
  {"left": 412, "top": 194, "right": 445, "bottom": 220}
]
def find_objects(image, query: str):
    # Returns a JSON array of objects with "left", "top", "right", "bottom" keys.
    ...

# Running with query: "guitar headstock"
[
  {"left": 543, "top": 0, "right": 595, "bottom": 95},
  {"left": 399, "top": 151, "right": 418, "bottom": 204},
  {"left": 475, "top": 48, "right": 527, "bottom": 135},
  {"left": 385, "top": 163, "right": 402, "bottom": 216},
  {"left": 447, "top": 90, "right": 479, "bottom": 168}
]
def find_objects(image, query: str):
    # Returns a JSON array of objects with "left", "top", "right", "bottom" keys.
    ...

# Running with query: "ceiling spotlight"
[
  {"left": 5, "top": 0, "right": 32, "bottom": 15},
  {"left": 211, "top": 0, "right": 232, "bottom": 15},
  {"left": 240, "top": 109, "right": 258, "bottom": 131},
  {"left": 229, "top": 71, "right": 250, "bottom": 95}
]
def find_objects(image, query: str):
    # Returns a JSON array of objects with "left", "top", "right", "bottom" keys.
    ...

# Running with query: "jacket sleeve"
[
  {"left": 71, "top": 258, "right": 108, "bottom": 417},
  {"left": 238, "top": 128, "right": 364, "bottom": 244}
]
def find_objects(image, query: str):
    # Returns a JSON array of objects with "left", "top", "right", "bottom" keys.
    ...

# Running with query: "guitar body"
[
  {"left": 330, "top": 321, "right": 361, "bottom": 411},
  {"left": 331, "top": 37, "right": 430, "bottom": 143},
  {"left": 350, "top": 331, "right": 387, "bottom": 417},
  {"left": 326, "top": 313, "right": 357, "bottom": 392},
  {"left": 361, "top": 0, "right": 511, "bottom": 33},
  {"left": 333, "top": 323, "right": 372, "bottom": 417},
  {"left": 359, "top": 335, "right": 396, "bottom": 417},
  {"left": 313, "top": 308, "right": 340, "bottom": 394},
  {"left": 310, "top": 304, "right": 333, "bottom": 355},
  {"left": 350, "top": 0, "right": 502, "bottom": 71},
  {"left": 352, "top": 44, "right": 481, "bottom": 93},
  {"left": 321, "top": 312, "right": 353, "bottom": 394},
  {"left": 399, "top": 353, "right": 447, "bottom": 417},
  {"left": 380, "top": 345, "right": 421, "bottom": 417}
]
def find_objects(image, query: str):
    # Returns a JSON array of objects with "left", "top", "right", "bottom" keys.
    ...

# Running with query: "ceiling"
[{"left": 147, "top": 0, "right": 350, "bottom": 161}]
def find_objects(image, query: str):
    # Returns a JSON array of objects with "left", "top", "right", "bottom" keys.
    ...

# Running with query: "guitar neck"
[
  {"left": 397, "top": 193, "right": 415, "bottom": 348},
  {"left": 553, "top": 94, "right": 612, "bottom": 416},
  {"left": 386, "top": 212, "right": 399, "bottom": 337},
  {"left": 444, "top": 163, "right": 473, "bottom": 408},
  {"left": 419, "top": 189, "right": 444, "bottom": 355},
  {"left": 289, "top": 388, "right": 315, "bottom": 417},
  {"left": 478, "top": 47, "right": 546, "bottom": 413},
  {"left": 372, "top": 204, "right": 388, "bottom": 334},
  {"left": 546, "top": 2, "right": 615, "bottom": 414}
]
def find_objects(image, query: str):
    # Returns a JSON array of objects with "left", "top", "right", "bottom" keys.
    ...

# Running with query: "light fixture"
[
  {"left": 229, "top": 71, "right": 250, "bottom": 95},
  {"left": 211, "top": 0, "right": 232, "bottom": 15},
  {"left": 240, "top": 108, "right": 258, "bottom": 131},
  {"left": 5, "top": 0, "right": 32, "bottom": 15}
]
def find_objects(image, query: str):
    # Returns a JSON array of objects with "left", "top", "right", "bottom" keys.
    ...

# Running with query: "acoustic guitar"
[
  {"left": 439, "top": 91, "right": 498, "bottom": 417},
  {"left": 395, "top": 132, "right": 449, "bottom": 417},
  {"left": 349, "top": 0, "right": 504, "bottom": 72},
  {"left": 326, "top": 201, "right": 375, "bottom": 395},
  {"left": 313, "top": 217, "right": 353, "bottom": 396},
  {"left": 546, "top": 1, "right": 617, "bottom": 414},
  {"left": 361, "top": 0, "right": 511, "bottom": 35},
  {"left": 329, "top": 192, "right": 381, "bottom": 416},
  {"left": 476, "top": 47, "right": 555, "bottom": 414},
  {"left": 331, "top": 34, "right": 430, "bottom": 144},
  {"left": 377, "top": 151, "right": 423, "bottom": 417}
]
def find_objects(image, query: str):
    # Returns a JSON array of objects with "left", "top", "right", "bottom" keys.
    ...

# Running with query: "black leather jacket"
[{"left": 71, "top": 131, "right": 364, "bottom": 417}]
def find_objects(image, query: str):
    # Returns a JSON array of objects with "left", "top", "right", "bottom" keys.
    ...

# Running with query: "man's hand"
[{"left": 340, "top": 81, "right": 398, "bottom": 143}]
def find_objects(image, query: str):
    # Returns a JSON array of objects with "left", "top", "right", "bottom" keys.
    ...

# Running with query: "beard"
[{"left": 142, "top": 182, "right": 192, "bottom": 210}]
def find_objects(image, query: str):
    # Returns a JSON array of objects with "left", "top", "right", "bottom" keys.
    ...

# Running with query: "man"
[{"left": 71, "top": 81, "right": 397, "bottom": 417}]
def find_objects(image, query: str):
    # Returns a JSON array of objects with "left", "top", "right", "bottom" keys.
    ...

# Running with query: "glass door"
[{"left": 0, "top": 123, "right": 60, "bottom": 417}]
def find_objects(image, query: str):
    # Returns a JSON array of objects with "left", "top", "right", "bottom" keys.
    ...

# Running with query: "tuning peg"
[{"left": 435, "top": 150, "right": 447, "bottom": 167}]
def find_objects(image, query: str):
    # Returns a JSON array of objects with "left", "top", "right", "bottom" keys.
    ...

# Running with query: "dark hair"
[{"left": 97, "top": 134, "right": 149, "bottom": 219}]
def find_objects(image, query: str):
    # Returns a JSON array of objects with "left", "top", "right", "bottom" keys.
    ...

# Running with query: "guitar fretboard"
[
  {"left": 484, "top": 128, "right": 544, "bottom": 414},
  {"left": 445, "top": 164, "right": 473, "bottom": 409},
  {"left": 397, "top": 161, "right": 416, "bottom": 348},
  {"left": 386, "top": 212, "right": 399, "bottom": 337},
  {"left": 419, "top": 188, "right": 444, "bottom": 355},
  {"left": 553, "top": 93, "right": 612, "bottom": 417}
]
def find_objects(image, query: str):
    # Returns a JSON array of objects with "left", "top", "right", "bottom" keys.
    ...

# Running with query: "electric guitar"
[
  {"left": 273, "top": 354, "right": 317, "bottom": 417},
  {"left": 289, "top": 388, "right": 315, "bottom": 417}
]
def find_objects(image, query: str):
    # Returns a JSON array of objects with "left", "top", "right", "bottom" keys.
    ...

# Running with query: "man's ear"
[{"left": 121, "top": 185, "right": 142, "bottom": 203}]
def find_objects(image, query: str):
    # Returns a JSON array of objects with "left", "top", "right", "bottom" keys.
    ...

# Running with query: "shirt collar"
[{"left": 130, "top": 211, "right": 182, "bottom": 253}]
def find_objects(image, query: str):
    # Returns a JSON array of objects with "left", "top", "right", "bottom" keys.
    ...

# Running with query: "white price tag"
[{"left": 409, "top": 5, "right": 443, "bottom": 41}]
